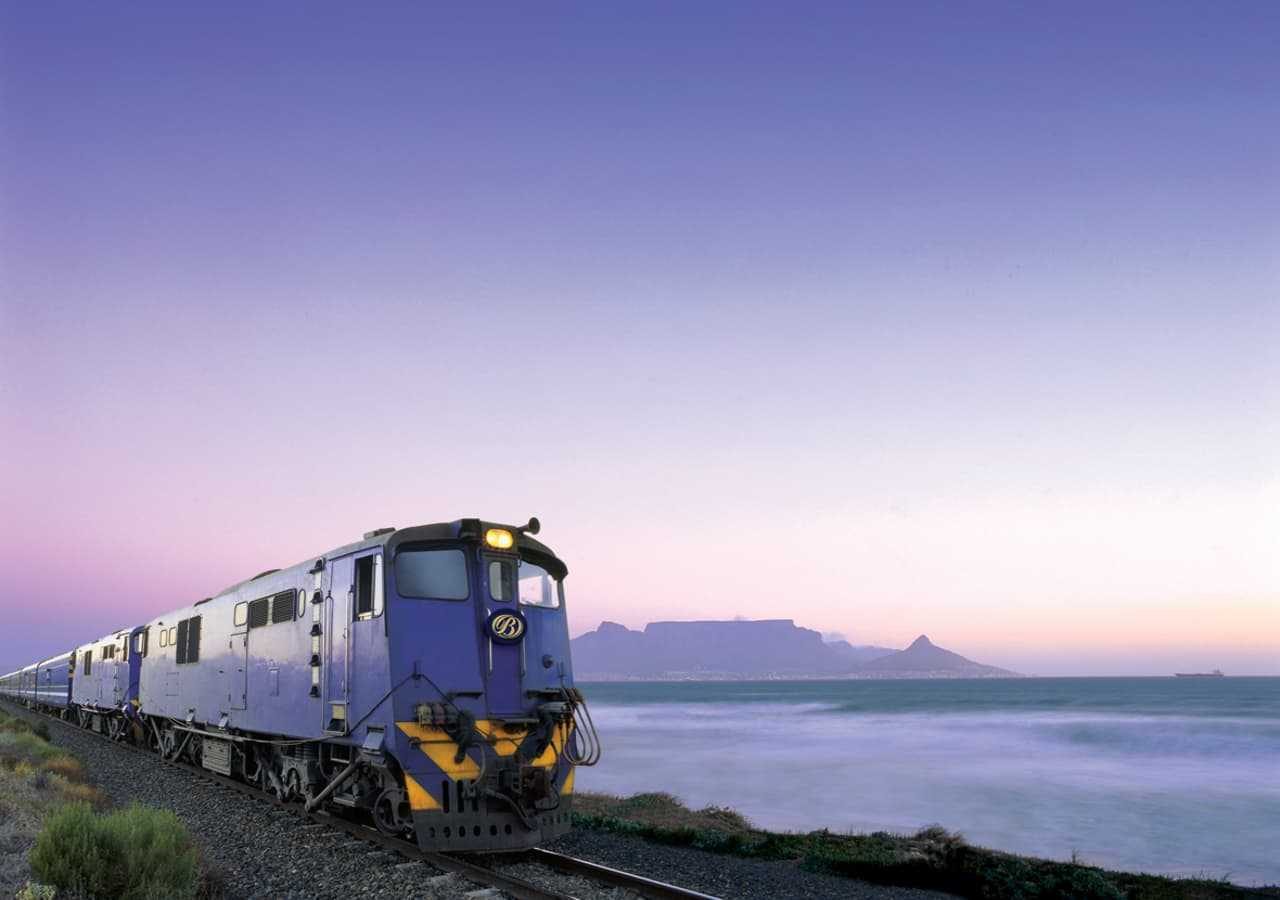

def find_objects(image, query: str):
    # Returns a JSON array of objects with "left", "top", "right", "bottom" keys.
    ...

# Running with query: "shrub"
[
  {"left": 575, "top": 790, "right": 755, "bottom": 835},
  {"left": 42, "top": 754, "right": 86, "bottom": 782},
  {"left": 32, "top": 721, "right": 52, "bottom": 742},
  {"left": 30, "top": 803, "right": 201, "bottom": 900},
  {"left": 0, "top": 731, "right": 62, "bottom": 768}
]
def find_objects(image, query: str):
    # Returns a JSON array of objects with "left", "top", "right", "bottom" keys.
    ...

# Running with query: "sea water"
[{"left": 575, "top": 678, "right": 1280, "bottom": 885}]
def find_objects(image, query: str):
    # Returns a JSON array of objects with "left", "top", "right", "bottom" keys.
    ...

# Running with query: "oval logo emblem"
[{"left": 487, "top": 610, "right": 527, "bottom": 644}]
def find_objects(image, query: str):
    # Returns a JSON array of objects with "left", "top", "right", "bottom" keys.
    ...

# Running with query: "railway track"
[{"left": 2, "top": 700, "right": 721, "bottom": 900}]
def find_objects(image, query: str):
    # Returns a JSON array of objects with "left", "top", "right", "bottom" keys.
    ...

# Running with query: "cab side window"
[
  {"left": 488, "top": 559, "right": 515, "bottom": 602},
  {"left": 354, "top": 554, "right": 383, "bottom": 619}
]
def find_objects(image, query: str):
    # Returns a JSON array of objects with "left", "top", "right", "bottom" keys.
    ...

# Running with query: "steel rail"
[{"left": 528, "top": 848, "right": 724, "bottom": 900}]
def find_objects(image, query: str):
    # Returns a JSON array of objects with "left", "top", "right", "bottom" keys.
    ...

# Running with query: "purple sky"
[{"left": 2, "top": 3, "right": 1276, "bottom": 675}]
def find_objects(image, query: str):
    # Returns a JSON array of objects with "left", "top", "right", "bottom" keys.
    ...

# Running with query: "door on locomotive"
[
  {"left": 127, "top": 626, "right": 146, "bottom": 709},
  {"left": 325, "top": 555, "right": 353, "bottom": 731},
  {"left": 481, "top": 548, "right": 566, "bottom": 715},
  {"left": 482, "top": 553, "right": 524, "bottom": 715},
  {"left": 111, "top": 638, "right": 122, "bottom": 707},
  {"left": 228, "top": 616, "right": 248, "bottom": 710},
  {"left": 348, "top": 549, "right": 385, "bottom": 734}
]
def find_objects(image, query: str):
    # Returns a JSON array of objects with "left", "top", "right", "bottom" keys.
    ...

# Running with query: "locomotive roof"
[{"left": 211, "top": 518, "right": 565, "bottom": 600}]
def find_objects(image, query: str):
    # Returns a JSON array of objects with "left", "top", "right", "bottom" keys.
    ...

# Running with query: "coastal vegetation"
[
  {"left": 0, "top": 708, "right": 208, "bottom": 899},
  {"left": 573, "top": 791, "right": 1279, "bottom": 900}
]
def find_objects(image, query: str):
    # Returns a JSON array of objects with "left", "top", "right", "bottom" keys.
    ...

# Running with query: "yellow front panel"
[{"left": 404, "top": 773, "right": 441, "bottom": 811}]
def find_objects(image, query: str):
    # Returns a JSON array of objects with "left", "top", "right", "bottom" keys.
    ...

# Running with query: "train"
[{"left": 0, "top": 517, "right": 600, "bottom": 852}]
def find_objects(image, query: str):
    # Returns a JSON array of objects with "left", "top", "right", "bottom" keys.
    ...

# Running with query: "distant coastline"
[
  {"left": 577, "top": 671, "right": 1026, "bottom": 682},
  {"left": 571, "top": 619, "right": 1020, "bottom": 680}
]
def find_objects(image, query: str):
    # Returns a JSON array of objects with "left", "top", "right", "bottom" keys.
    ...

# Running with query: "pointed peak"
[{"left": 908, "top": 635, "right": 934, "bottom": 649}]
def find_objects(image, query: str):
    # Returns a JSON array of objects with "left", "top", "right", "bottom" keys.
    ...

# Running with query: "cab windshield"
[
  {"left": 396, "top": 548, "right": 469, "bottom": 600},
  {"left": 518, "top": 559, "right": 562, "bottom": 608}
]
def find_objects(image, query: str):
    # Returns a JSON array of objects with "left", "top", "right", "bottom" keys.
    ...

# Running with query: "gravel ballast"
[
  {"left": 548, "top": 829, "right": 957, "bottom": 900},
  {"left": 3, "top": 701, "right": 953, "bottom": 899}
]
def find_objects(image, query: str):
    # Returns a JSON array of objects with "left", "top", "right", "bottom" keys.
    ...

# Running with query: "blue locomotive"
[{"left": 0, "top": 518, "right": 599, "bottom": 851}]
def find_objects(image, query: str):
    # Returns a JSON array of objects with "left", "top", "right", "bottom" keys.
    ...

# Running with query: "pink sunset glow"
[{"left": 1, "top": 4, "right": 1276, "bottom": 676}]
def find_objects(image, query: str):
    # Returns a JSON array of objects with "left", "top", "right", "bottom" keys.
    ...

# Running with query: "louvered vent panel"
[
  {"left": 247, "top": 598, "right": 270, "bottom": 629},
  {"left": 176, "top": 619, "right": 189, "bottom": 664},
  {"left": 187, "top": 616, "right": 201, "bottom": 663},
  {"left": 271, "top": 592, "right": 295, "bottom": 624}
]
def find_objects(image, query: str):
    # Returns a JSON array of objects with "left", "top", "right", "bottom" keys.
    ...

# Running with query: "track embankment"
[{"left": 2, "top": 701, "right": 960, "bottom": 899}]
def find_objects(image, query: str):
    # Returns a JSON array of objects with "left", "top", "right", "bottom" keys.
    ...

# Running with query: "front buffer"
[{"left": 396, "top": 711, "right": 577, "bottom": 851}]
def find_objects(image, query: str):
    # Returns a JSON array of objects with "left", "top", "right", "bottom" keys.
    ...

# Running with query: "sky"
[{"left": 1, "top": 2, "right": 1276, "bottom": 675}]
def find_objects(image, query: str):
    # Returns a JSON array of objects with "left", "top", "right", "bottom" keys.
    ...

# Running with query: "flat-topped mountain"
[
  {"left": 571, "top": 619, "right": 893, "bottom": 678},
  {"left": 570, "top": 620, "right": 1016, "bottom": 680}
]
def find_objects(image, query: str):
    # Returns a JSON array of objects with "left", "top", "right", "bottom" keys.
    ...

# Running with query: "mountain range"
[{"left": 570, "top": 619, "right": 1018, "bottom": 680}]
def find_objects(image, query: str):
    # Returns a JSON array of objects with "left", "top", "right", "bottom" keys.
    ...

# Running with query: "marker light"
[{"left": 485, "top": 528, "right": 515, "bottom": 550}]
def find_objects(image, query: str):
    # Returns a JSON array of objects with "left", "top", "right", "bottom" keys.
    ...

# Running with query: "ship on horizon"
[{"left": 1174, "top": 669, "right": 1225, "bottom": 678}]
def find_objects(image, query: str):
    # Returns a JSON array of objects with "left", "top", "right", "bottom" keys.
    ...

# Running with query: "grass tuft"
[
  {"left": 57, "top": 777, "right": 110, "bottom": 808},
  {"left": 30, "top": 802, "right": 202, "bottom": 900},
  {"left": 41, "top": 754, "right": 86, "bottom": 782}
]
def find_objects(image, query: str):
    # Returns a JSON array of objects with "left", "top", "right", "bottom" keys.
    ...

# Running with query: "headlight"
[{"left": 485, "top": 528, "right": 515, "bottom": 549}]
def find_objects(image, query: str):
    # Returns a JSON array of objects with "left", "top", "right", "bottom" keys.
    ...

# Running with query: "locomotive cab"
[{"left": 373, "top": 519, "right": 596, "bottom": 851}]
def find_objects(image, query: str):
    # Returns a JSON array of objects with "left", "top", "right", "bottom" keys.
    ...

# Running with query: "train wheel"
[{"left": 372, "top": 788, "right": 411, "bottom": 835}]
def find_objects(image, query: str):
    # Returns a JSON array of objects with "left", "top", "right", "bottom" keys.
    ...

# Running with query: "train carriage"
[
  {"left": 0, "top": 669, "right": 20, "bottom": 701},
  {"left": 33, "top": 652, "right": 72, "bottom": 713},
  {"left": 70, "top": 632, "right": 130, "bottom": 736},
  {"left": 18, "top": 663, "right": 38, "bottom": 705}
]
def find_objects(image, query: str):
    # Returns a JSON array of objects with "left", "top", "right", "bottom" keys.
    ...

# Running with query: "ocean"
[{"left": 575, "top": 678, "right": 1280, "bottom": 886}]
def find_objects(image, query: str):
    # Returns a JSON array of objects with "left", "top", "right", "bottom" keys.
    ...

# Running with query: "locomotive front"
[{"left": 381, "top": 519, "right": 598, "bottom": 851}]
